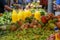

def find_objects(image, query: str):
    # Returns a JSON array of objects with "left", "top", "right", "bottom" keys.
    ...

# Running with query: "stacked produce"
[
  {"left": 11, "top": 9, "right": 57, "bottom": 30},
  {"left": 0, "top": 8, "right": 60, "bottom": 40},
  {"left": 0, "top": 12, "right": 11, "bottom": 25},
  {"left": 47, "top": 15, "right": 60, "bottom": 40},
  {"left": 0, "top": 28, "right": 54, "bottom": 40},
  {"left": 11, "top": 9, "right": 47, "bottom": 30},
  {"left": 0, "top": 8, "right": 60, "bottom": 31}
]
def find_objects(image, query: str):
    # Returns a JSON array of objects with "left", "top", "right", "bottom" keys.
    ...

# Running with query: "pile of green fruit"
[
  {"left": 0, "top": 12, "right": 12, "bottom": 26},
  {"left": 0, "top": 9, "right": 59, "bottom": 40},
  {"left": 0, "top": 28, "right": 54, "bottom": 40}
]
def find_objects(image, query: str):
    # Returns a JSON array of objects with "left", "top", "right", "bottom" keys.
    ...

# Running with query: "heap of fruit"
[
  {"left": 0, "top": 12, "right": 11, "bottom": 26},
  {"left": 10, "top": 8, "right": 60, "bottom": 31},
  {"left": 0, "top": 9, "right": 60, "bottom": 40},
  {"left": 0, "top": 8, "right": 60, "bottom": 32},
  {"left": 0, "top": 28, "right": 54, "bottom": 40},
  {"left": 10, "top": 9, "right": 47, "bottom": 31},
  {"left": 47, "top": 31, "right": 60, "bottom": 40}
]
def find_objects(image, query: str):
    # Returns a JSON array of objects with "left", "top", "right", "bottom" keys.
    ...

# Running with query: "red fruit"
[
  {"left": 17, "top": 21, "right": 22, "bottom": 26},
  {"left": 41, "top": 16, "right": 47, "bottom": 24},
  {"left": 55, "top": 22, "right": 60, "bottom": 29}
]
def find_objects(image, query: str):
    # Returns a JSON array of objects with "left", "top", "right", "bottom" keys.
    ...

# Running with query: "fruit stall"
[
  {"left": 0, "top": 2, "right": 60, "bottom": 40},
  {"left": 0, "top": 8, "right": 60, "bottom": 40}
]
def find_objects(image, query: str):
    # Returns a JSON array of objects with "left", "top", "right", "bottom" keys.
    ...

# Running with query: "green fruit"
[
  {"left": 40, "top": 12, "right": 45, "bottom": 16},
  {"left": 39, "top": 22, "right": 44, "bottom": 27},
  {"left": 31, "top": 9, "right": 35, "bottom": 13},
  {"left": 48, "top": 20, "right": 54, "bottom": 23},
  {"left": 53, "top": 18, "right": 58, "bottom": 23},
  {"left": 48, "top": 23, "right": 55, "bottom": 29}
]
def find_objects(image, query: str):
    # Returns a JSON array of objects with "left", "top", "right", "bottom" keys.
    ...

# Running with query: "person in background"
[
  {"left": 56, "top": 0, "right": 60, "bottom": 10},
  {"left": 40, "top": 0, "right": 48, "bottom": 10},
  {"left": 55, "top": 0, "right": 60, "bottom": 16},
  {"left": 22, "top": 0, "right": 31, "bottom": 9},
  {"left": 13, "top": 0, "right": 18, "bottom": 4},
  {"left": 0, "top": 0, "right": 12, "bottom": 13},
  {"left": 33, "top": 0, "right": 37, "bottom": 2},
  {"left": 53, "top": 1, "right": 56, "bottom": 14},
  {"left": 18, "top": 0, "right": 23, "bottom": 5}
]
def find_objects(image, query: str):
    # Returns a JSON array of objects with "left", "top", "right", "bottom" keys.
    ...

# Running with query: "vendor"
[
  {"left": 0, "top": 0, "right": 12, "bottom": 13},
  {"left": 40, "top": 0, "right": 48, "bottom": 10},
  {"left": 55, "top": 0, "right": 60, "bottom": 16},
  {"left": 56, "top": 0, "right": 60, "bottom": 11}
]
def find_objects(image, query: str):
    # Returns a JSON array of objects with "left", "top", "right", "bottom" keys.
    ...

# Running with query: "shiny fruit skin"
[{"left": 41, "top": 16, "right": 47, "bottom": 24}]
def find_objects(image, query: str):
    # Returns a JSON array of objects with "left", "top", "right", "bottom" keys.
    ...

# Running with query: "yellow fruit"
[
  {"left": 12, "top": 10, "right": 18, "bottom": 23},
  {"left": 21, "top": 11, "right": 26, "bottom": 21},
  {"left": 18, "top": 10, "right": 24, "bottom": 21},
  {"left": 55, "top": 33, "right": 60, "bottom": 40},
  {"left": 24, "top": 10, "right": 32, "bottom": 19},
  {"left": 34, "top": 11, "right": 41, "bottom": 21}
]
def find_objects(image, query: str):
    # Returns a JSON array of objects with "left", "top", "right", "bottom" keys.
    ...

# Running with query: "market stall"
[{"left": 0, "top": 1, "right": 60, "bottom": 40}]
